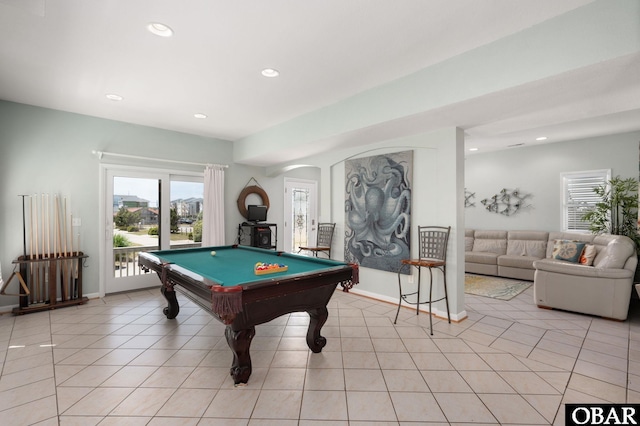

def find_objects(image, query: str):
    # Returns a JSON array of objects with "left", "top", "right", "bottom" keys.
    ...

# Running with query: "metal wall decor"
[
  {"left": 480, "top": 188, "right": 531, "bottom": 216},
  {"left": 465, "top": 189, "right": 476, "bottom": 207}
]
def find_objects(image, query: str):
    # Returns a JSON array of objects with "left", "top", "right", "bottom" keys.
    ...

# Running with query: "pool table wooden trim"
[{"left": 138, "top": 246, "right": 355, "bottom": 385}]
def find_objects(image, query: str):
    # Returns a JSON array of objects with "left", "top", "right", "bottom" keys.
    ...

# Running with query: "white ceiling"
[{"left": 1, "top": 0, "right": 639, "bottom": 166}]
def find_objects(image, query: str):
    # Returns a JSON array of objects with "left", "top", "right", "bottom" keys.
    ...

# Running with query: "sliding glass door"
[{"left": 102, "top": 166, "right": 203, "bottom": 294}]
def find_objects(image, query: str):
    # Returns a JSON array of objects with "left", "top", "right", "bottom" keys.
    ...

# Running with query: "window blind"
[{"left": 562, "top": 170, "right": 610, "bottom": 232}]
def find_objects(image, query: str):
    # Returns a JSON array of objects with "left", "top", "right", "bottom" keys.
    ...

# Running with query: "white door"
[
  {"left": 283, "top": 178, "right": 317, "bottom": 253},
  {"left": 102, "top": 166, "right": 203, "bottom": 294}
]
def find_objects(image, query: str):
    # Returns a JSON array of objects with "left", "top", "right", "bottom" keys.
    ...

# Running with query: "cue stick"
[
  {"left": 29, "top": 195, "right": 34, "bottom": 304},
  {"left": 52, "top": 194, "right": 62, "bottom": 303},
  {"left": 63, "top": 197, "right": 68, "bottom": 256},
  {"left": 65, "top": 197, "right": 71, "bottom": 300},
  {"left": 45, "top": 193, "right": 51, "bottom": 301},
  {"left": 44, "top": 193, "right": 49, "bottom": 301},
  {"left": 69, "top": 212, "right": 74, "bottom": 300},
  {"left": 62, "top": 197, "right": 69, "bottom": 301},
  {"left": 33, "top": 194, "right": 40, "bottom": 303},
  {"left": 46, "top": 194, "right": 51, "bottom": 257},
  {"left": 69, "top": 196, "right": 77, "bottom": 298},
  {"left": 34, "top": 194, "right": 40, "bottom": 303},
  {"left": 19, "top": 195, "right": 28, "bottom": 259},
  {"left": 18, "top": 195, "right": 29, "bottom": 305},
  {"left": 75, "top": 231, "right": 80, "bottom": 298},
  {"left": 40, "top": 192, "right": 47, "bottom": 259},
  {"left": 54, "top": 195, "right": 59, "bottom": 257},
  {"left": 55, "top": 194, "right": 65, "bottom": 300},
  {"left": 38, "top": 194, "right": 44, "bottom": 302},
  {"left": 41, "top": 193, "right": 46, "bottom": 302},
  {"left": 35, "top": 194, "right": 40, "bottom": 302}
]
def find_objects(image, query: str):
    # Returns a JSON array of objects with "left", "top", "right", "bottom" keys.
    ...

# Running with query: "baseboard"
[{"left": 347, "top": 287, "right": 468, "bottom": 322}]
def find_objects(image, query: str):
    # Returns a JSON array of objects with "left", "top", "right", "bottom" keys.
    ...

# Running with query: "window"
[{"left": 562, "top": 169, "right": 611, "bottom": 232}]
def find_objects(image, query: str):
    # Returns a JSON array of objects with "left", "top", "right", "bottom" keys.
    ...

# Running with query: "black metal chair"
[
  {"left": 298, "top": 223, "right": 336, "bottom": 258},
  {"left": 394, "top": 225, "right": 451, "bottom": 334}
]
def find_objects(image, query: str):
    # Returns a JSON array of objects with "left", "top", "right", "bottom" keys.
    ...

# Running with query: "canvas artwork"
[{"left": 344, "top": 150, "right": 412, "bottom": 273}]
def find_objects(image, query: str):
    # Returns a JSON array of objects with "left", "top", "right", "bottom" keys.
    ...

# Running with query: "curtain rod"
[{"left": 92, "top": 150, "right": 228, "bottom": 168}]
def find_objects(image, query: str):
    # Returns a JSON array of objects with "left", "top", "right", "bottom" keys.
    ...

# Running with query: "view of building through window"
[{"left": 113, "top": 176, "right": 204, "bottom": 251}]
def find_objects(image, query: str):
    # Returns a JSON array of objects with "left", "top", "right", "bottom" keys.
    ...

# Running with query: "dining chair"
[{"left": 298, "top": 223, "right": 336, "bottom": 258}]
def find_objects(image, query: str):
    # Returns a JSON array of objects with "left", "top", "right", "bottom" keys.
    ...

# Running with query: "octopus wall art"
[{"left": 344, "top": 150, "right": 412, "bottom": 273}]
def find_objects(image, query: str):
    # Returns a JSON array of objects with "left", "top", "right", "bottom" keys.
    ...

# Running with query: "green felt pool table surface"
[
  {"left": 147, "top": 245, "right": 348, "bottom": 287},
  {"left": 139, "top": 244, "right": 356, "bottom": 385}
]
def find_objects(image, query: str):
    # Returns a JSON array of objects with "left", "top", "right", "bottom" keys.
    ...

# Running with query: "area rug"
[{"left": 464, "top": 274, "right": 532, "bottom": 301}]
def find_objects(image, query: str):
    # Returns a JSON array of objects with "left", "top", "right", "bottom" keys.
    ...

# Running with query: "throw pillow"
[
  {"left": 579, "top": 244, "right": 597, "bottom": 266},
  {"left": 552, "top": 239, "right": 586, "bottom": 263}
]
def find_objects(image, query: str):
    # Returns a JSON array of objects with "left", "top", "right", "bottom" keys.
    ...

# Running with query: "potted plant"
[{"left": 581, "top": 175, "right": 640, "bottom": 252}]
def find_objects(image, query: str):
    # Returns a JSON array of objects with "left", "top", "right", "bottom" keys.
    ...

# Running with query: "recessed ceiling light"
[
  {"left": 468, "top": 148, "right": 478, "bottom": 152},
  {"left": 261, "top": 68, "right": 280, "bottom": 77},
  {"left": 105, "top": 94, "right": 123, "bottom": 101},
  {"left": 147, "top": 22, "right": 173, "bottom": 37},
  {"left": 194, "top": 113, "right": 207, "bottom": 119},
  {"left": 536, "top": 136, "right": 548, "bottom": 141}
]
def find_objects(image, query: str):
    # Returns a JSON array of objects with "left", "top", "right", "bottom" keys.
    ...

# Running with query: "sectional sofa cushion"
[
  {"left": 497, "top": 255, "right": 540, "bottom": 269},
  {"left": 534, "top": 258, "right": 633, "bottom": 279},
  {"left": 506, "top": 240, "right": 547, "bottom": 257},
  {"left": 465, "top": 229, "right": 475, "bottom": 252},
  {"left": 466, "top": 251, "right": 501, "bottom": 265},
  {"left": 506, "top": 231, "right": 548, "bottom": 258},
  {"left": 592, "top": 236, "right": 635, "bottom": 269},
  {"left": 471, "top": 230, "right": 507, "bottom": 255}
]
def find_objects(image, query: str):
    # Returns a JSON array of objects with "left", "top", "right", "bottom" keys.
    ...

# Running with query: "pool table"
[{"left": 139, "top": 245, "right": 357, "bottom": 384}]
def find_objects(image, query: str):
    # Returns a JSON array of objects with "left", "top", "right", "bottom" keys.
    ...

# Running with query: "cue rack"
[{"left": 0, "top": 194, "right": 89, "bottom": 314}]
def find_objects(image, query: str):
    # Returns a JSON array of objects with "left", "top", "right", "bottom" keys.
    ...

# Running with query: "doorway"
[
  {"left": 102, "top": 166, "right": 203, "bottom": 294},
  {"left": 283, "top": 178, "right": 317, "bottom": 254}
]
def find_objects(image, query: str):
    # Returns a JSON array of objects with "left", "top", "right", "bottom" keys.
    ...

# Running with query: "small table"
[{"left": 139, "top": 245, "right": 357, "bottom": 385}]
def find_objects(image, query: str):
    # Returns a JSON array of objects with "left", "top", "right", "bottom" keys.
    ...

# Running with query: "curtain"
[{"left": 202, "top": 165, "right": 225, "bottom": 246}]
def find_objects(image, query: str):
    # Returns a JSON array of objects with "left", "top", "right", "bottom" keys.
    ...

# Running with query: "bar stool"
[{"left": 394, "top": 226, "right": 451, "bottom": 335}]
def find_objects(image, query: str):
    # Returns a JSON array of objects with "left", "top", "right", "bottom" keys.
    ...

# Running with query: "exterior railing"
[{"left": 113, "top": 242, "right": 202, "bottom": 278}]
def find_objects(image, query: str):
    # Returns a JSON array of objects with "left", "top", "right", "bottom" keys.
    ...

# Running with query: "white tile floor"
[{"left": 0, "top": 283, "right": 639, "bottom": 425}]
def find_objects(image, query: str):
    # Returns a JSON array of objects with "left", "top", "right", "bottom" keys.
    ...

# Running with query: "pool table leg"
[
  {"left": 225, "top": 326, "right": 256, "bottom": 385},
  {"left": 306, "top": 306, "right": 328, "bottom": 352},
  {"left": 160, "top": 285, "right": 180, "bottom": 319}
]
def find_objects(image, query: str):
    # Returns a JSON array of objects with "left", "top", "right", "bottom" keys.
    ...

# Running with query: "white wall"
[
  {"left": 465, "top": 132, "right": 640, "bottom": 231},
  {"left": 3, "top": 98, "right": 637, "bottom": 317},
  {"left": 234, "top": 0, "right": 640, "bottom": 166},
  {"left": 286, "top": 127, "right": 466, "bottom": 322}
]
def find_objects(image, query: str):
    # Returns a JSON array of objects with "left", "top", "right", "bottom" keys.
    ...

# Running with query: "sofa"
[
  {"left": 465, "top": 229, "right": 638, "bottom": 320},
  {"left": 533, "top": 232, "right": 637, "bottom": 320},
  {"left": 465, "top": 229, "right": 549, "bottom": 281}
]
